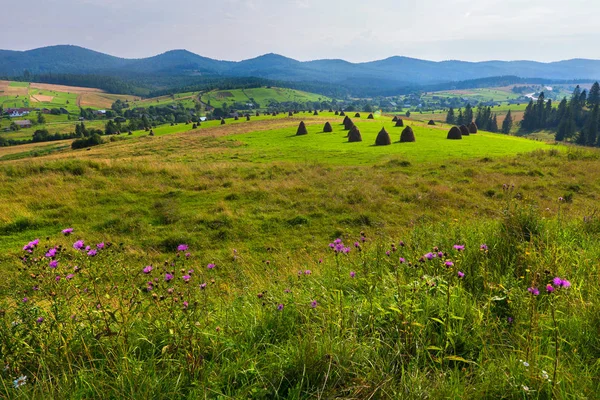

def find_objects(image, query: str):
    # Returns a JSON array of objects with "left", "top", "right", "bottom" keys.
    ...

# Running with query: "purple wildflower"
[
  {"left": 507, "top": 317, "right": 514, "bottom": 324},
  {"left": 183, "top": 301, "right": 189, "bottom": 309},
  {"left": 73, "top": 240, "right": 84, "bottom": 250},
  {"left": 87, "top": 249, "right": 97, "bottom": 257},
  {"left": 527, "top": 287, "right": 540, "bottom": 296},
  {"left": 66, "top": 274, "right": 74, "bottom": 280},
  {"left": 143, "top": 266, "right": 153, "bottom": 274},
  {"left": 165, "top": 273, "right": 173, "bottom": 282},
  {"left": 55, "top": 276, "right": 61, "bottom": 282},
  {"left": 188, "top": 269, "right": 194, "bottom": 274},
  {"left": 36, "top": 317, "right": 44, "bottom": 324},
  {"left": 200, "top": 283, "right": 207, "bottom": 289},
  {"left": 560, "top": 280, "right": 571, "bottom": 288},
  {"left": 399, "top": 257, "right": 406, "bottom": 263},
  {"left": 96, "top": 242, "right": 105, "bottom": 249},
  {"left": 546, "top": 284, "right": 555, "bottom": 293},
  {"left": 284, "top": 288, "right": 291, "bottom": 293},
  {"left": 310, "top": 300, "right": 318, "bottom": 308},
  {"left": 62, "top": 228, "right": 74, "bottom": 236},
  {"left": 457, "top": 271, "right": 465, "bottom": 278},
  {"left": 185, "top": 252, "right": 191, "bottom": 258},
  {"left": 177, "top": 244, "right": 188, "bottom": 252},
  {"left": 182, "top": 275, "right": 191, "bottom": 282},
  {"left": 425, "top": 252, "right": 435, "bottom": 260},
  {"left": 207, "top": 263, "right": 215, "bottom": 269},
  {"left": 480, "top": 244, "right": 488, "bottom": 251},
  {"left": 386, "top": 250, "right": 391, "bottom": 256},
  {"left": 354, "top": 242, "right": 360, "bottom": 248},
  {"left": 45, "top": 248, "right": 57, "bottom": 258},
  {"left": 277, "top": 303, "right": 284, "bottom": 311},
  {"left": 85, "top": 246, "right": 91, "bottom": 251},
  {"left": 552, "top": 277, "right": 562, "bottom": 286},
  {"left": 350, "top": 271, "right": 356, "bottom": 278},
  {"left": 437, "top": 251, "right": 444, "bottom": 258},
  {"left": 304, "top": 270, "right": 312, "bottom": 275},
  {"left": 49, "top": 260, "right": 58, "bottom": 269},
  {"left": 453, "top": 245, "right": 465, "bottom": 251},
  {"left": 22, "top": 297, "right": 28, "bottom": 303}
]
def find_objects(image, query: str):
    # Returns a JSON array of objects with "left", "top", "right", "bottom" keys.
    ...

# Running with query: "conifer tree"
[
  {"left": 587, "top": 82, "right": 600, "bottom": 108},
  {"left": 502, "top": 110, "right": 513, "bottom": 134},
  {"left": 446, "top": 107, "right": 455, "bottom": 124}
]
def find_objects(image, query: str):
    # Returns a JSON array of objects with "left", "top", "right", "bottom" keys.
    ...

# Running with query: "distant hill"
[{"left": 1, "top": 45, "right": 599, "bottom": 96}]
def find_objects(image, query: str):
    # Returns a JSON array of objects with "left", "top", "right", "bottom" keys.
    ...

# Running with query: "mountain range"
[{"left": 1, "top": 45, "right": 600, "bottom": 94}]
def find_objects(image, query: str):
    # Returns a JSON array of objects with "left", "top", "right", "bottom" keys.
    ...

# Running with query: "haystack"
[
  {"left": 192, "top": 123, "right": 197, "bottom": 129},
  {"left": 367, "top": 113, "right": 374, "bottom": 119},
  {"left": 313, "top": 110, "right": 319, "bottom": 116},
  {"left": 343, "top": 117, "right": 354, "bottom": 130},
  {"left": 296, "top": 121, "right": 308, "bottom": 135},
  {"left": 340, "top": 111, "right": 346, "bottom": 116},
  {"left": 348, "top": 126, "right": 362, "bottom": 142},
  {"left": 221, "top": 118, "right": 226, "bottom": 125},
  {"left": 234, "top": 116, "right": 239, "bottom": 120},
  {"left": 289, "top": 111, "right": 293, "bottom": 117},
  {"left": 400, "top": 126, "right": 415, "bottom": 142},
  {"left": 328, "top": 109, "right": 333, "bottom": 112},
  {"left": 447, "top": 126, "right": 462, "bottom": 140},
  {"left": 323, "top": 122, "right": 333, "bottom": 132},
  {"left": 334, "top": 111, "right": 339, "bottom": 115},
  {"left": 459, "top": 125, "right": 470, "bottom": 136},
  {"left": 468, "top": 121, "right": 478, "bottom": 133},
  {"left": 355, "top": 113, "right": 361, "bottom": 118},
  {"left": 375, "top": 127, "right": 391, "bottom": 146},
  {"left": 392, "top": 116, "right": 398, "bottom": 122},
  {"left": 149, "top": 130, "right": 155, "bottom": 136},
  {"left": 256, "top": 112, "right": 260, "bottom": 116},
  {"left": 395, "top": 119, "right": 404, "bottom": 127},
  {"left": 428, "top": 120, "right": 435, "bottom": 125},
  {"left": 246, "top": 115, "right": 251, "bottom": 121}
]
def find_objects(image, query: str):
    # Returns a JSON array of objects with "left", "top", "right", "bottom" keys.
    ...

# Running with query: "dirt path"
[{"left": 76, "top": 94, "right": 82, "bottom": 107}]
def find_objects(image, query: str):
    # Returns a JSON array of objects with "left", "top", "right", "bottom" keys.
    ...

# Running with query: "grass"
[
  {"left": 201, "top": 87, "right": 330, "bottom": 110},
  {"left": 0, "top": 111, "right": 599, "bottom": 398}
]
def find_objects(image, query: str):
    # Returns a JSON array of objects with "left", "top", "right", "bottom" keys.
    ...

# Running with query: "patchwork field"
[
  {"left": 201, "top": 87, "right": 330, "bottom": 109},
  {"left": 1, "top": 110, "right": 599, "bottom": 398}
]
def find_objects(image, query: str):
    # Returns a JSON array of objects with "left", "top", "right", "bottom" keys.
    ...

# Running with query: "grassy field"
[
  {"left": 0, "top": 111, "right": 599, "bottom": 398},
  {"left": 201, "top": 87, "right": 330, "bottom": 109}
]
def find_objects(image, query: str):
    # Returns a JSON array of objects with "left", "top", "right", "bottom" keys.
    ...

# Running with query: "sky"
[{"left": 1, "top": 0, "right": 598, "bottom": 63}]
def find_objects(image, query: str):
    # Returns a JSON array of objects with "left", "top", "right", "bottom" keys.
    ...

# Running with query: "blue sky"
[{"left": 1, "top": 0, "right": 598, "bottom": 62}]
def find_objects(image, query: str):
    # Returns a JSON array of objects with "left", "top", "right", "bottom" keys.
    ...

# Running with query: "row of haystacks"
[
  {"left": 295, "top": 121, "right": 416, "bottom": 144},
  {"left": 447, "top": 122, "right": 478, "bottom": 139}
]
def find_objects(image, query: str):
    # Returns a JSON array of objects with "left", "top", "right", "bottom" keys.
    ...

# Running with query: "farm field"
[
  {"left": 200, "top": 87, "right": 330, "bottom": 109},
  {"left": 1, "top": 110, "right": 599, "bottom": 398}
]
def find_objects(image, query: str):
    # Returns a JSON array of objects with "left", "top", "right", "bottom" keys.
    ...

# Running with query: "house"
[
  {"left": 14, "top": 120, "right": 32, "bottom": 129},
  {"left": 95, "top": 110, "right": 107, "bottom": 115},
  {"left": 6, "top": 108, "right": 30, "bottom": 118}
]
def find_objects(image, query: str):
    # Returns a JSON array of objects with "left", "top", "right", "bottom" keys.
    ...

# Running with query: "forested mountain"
[{"left": 2, "top": 45, "right": 600, "bottom": 87}]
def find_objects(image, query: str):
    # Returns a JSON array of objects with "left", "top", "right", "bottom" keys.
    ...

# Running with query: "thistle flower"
[
  {"left": 457, "top": 271, "right": 465, "bottom": 278},
  {"left": 96, "top": 242, "right": 105, "bottom": 249},
  {"left": 552, "top": 277, "right": 562, "bottom": 286},
  {"left": 304, "top": 270, "right": 312, "bottom": 275},
  {"left": 22, "top": 297, "right": 28, "bottom": 303},
  {"left": 277, "top": 303, "right": 284, "bottom": 311},
  {"left": 560, "top": 280, "right": 571, "bottom": 288},
  {"left": 183, "top": 301, "right": 189, "bottom": 309},
  {"left": 445, "top": 261, "right": 454, "bottom": 267},
  {"left": 527, "top": 287, "right": 540, "bottom": 296},
  {"left": 55, "top": 276, "right": 61, "bottom": 282},
  {"left": 143, "top": 266, "right": 153, "bottom": 274},
  {"left": 182, "top": 275, "right": 191, "bottom": 282},
  {"left": 87, "top": 249, "right": 97, "bottom": 257},
  {"left": 453, "top": 245, "right": 465, "bottom": 251},
  {"left": 73, "top": 240, "right": 84, "bottom": 250},
  {"left": 45, "top": 248, "right": 57, "bottom": 258},
  {"left": 62, "top": 228, "right": 74, "bottom": 236},
  {"left": 66, "top": 274, "right": 74, "bottom": 280},
  {"left": 36, "top": 317, "right": 44, "bottom": 324},
  {"left": 480, "top": 244, "right": 488, "bottom": 251},
  {"left": 49, "top": 260, "right": 58, "bottom": 269},
  {"left": 350, "top": 271, "right": 356, "bottom": 278},
  {"left": 200, "top": 283, "right": 207, "bottom": 289},
  {"left": 177, "top": 244, "right": 188, "bottom": 252},
  {"left": 546, "top": 284, "right": 555, "bottom": 293},
  {"left": 399, "top": 257, "right": 406, "bottom": 263},
  {"left": 164, "top": 273, "right": 173, "bottom": 282},
  {"left": 310, "top": 300, "right": 318, "bottom": 308},
  {"left": 425, "top": 252, "right": 435, "bottom": 260},
  {"left": 207, "top": 263, "right": 215, "bottom": 269}
]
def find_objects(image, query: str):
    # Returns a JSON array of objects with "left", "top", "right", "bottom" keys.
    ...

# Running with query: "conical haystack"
[
  {"left": 234, "top": 116, "right": 239, "bottom": 120},
  {"left": 335, "top": 111, "right": 339, "bottom": 115},
  {"left": 255, "top": 112, "right": 260, "bottom": 116},
  {"left": 328, "top": 109, "right": 333, "bottom": 112},
  {"left": 296, "top": 121, "right": 308, "bottom": 135},
  {"left": 447, "top": 126, "right": 462, "bottom": 140},
  {"left": 289, "top": 111, "right": 293, "bottom": 117},
  {"left": 375, "top": 127, "right": 391, "bottom": 146},
  {"left": 468, "top": 121, "right": 478, "bottom": 133},
  {"left": 340, "top": 111, "right": 346, "bottom": 116},
  {"left": 343, "top": 117, "right": 354, "bottom": 130},
  {"left": 354, "top": 113, "right": 361, "bottom": 118},
  {"left": 221, "top": 118, "right": 226, "bottom": 125},
  {"left": 400, "top": 126, "right": 415, "bottom": 142},
  {"left": 395, "top": 119, "right": 404, "bottom": 127},
  {"left": 246, "top": 115, "right": 251, "bottom": 121},
  {"left": 348, "top": 126, "right": 362, "bottom": 142},
  {"left": 428, "top": 120, "right": 435, "bottom": 125},
  {"left": 313, "top": 110, "right": 319, "bottom": 116},
  {"left": 459, "top": 125, "right": 470, "bottom": 136},
  {"left": 392, "top": 116, "right": 398, "bottom": 122},
  {"left": 323, "top": 122, "right": 333, "bottom": 132},
  {"left": 367, "top": 113, "right": 374, "bottom": 119}
]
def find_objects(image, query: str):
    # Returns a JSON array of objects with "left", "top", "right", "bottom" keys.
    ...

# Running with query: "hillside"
[{"left": 2, "top": 46, "right": 600, "bottom": 93}]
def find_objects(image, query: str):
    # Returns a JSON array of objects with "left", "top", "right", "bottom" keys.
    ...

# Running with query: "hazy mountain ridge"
[{"left": 2, "top": 45, "right": 600, "bottom": 85}]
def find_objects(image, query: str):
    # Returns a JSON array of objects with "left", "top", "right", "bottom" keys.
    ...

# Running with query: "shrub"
[{"left": 71, "top": 134, "right": 103, "bottom": 149}]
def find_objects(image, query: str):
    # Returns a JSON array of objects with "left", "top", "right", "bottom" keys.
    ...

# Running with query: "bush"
[{"left": 71, "top": 134, "right": 103, "bottom": 150}]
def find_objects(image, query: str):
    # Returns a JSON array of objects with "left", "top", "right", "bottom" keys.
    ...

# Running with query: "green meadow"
[
  {"left": 0, "top": 111, "right": 599, "bottom": 398},
  {"left": 201, "top": 87, "right": 330, "bottom": 109}
]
